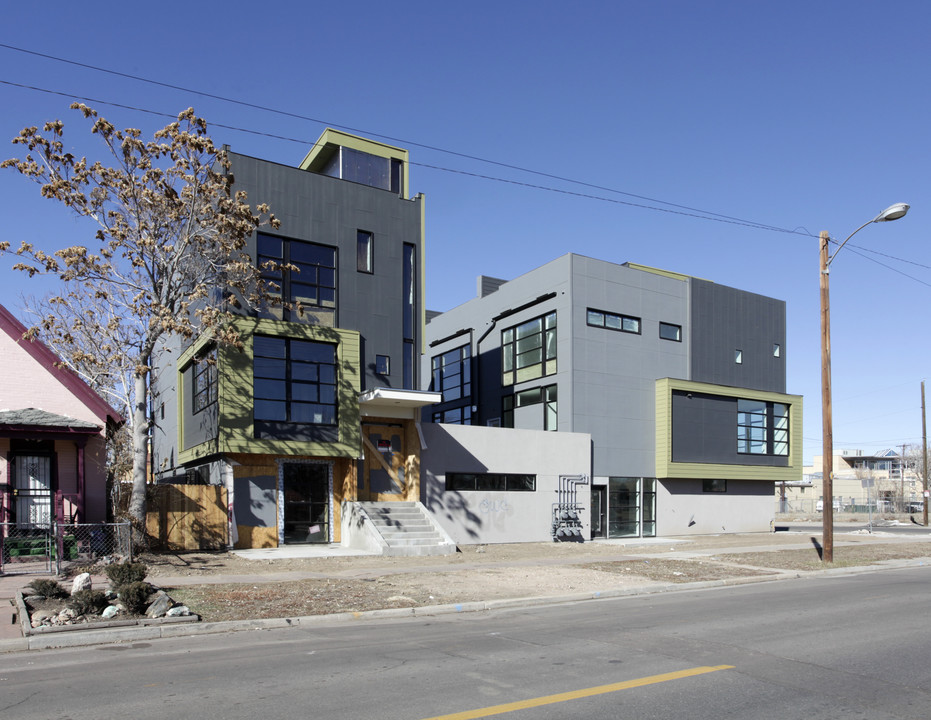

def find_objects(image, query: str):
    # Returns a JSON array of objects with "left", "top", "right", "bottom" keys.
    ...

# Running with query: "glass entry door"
[
  {"left": 607, "top": 477, "right": 656, "bottom": 538},
  {"left": 282, "top": 463, "right": 330, "bottom": 544}
]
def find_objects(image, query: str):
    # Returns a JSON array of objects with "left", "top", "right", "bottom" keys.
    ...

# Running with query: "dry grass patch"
[{"left": 715, "top": 543, "right": 931, "bottom": 571}]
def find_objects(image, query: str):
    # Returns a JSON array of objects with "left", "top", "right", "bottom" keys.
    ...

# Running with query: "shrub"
[
  {"left": 117, "top": 581, "right": 152, "bottom": 615},
  {"left": 68, "top": 589, "right": 110, "bottom": 616},
  {"left": 25, "top": 578, "right": 67, "bottom": 599},
  {"left": 105, "top": 561, "right": 148, "bottom": 588}
]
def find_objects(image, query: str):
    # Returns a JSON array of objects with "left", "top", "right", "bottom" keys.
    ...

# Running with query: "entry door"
[
  {"left": 13, "top": 455, "right": 52, "bottom": 527},
  {"left": 361, "top": 423, "right": 408, "bottom": 501},
  {"left": 282, "top": 464, "right": 330, "bottom": 544},
  {"left": 590, "top": 486, "right": 607, "bottom": 538}
]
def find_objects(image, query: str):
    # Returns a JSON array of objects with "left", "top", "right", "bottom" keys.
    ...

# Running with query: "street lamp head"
[{"left": 874, "top": 203, "right": 910, "bottom": 223}]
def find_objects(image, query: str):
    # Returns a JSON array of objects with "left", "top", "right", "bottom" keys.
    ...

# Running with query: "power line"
[
  {"left": 0, "top": 57, "right": 927, "bottom": 285},
  {"left": 0, "top": 42, "right": 805, "bottom": 233}
]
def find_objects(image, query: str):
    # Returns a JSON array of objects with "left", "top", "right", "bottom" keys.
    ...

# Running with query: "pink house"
[{"left": 0, "top": 303, "right": 122, "bottom": 527}]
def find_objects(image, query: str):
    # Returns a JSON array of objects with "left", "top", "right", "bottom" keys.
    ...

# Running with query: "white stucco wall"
[
  {"left": 656, "top": 478, "right": 775, "bottom": 535},
  {"left": 421, "top": 423, "right": 592, "bottom": 544}
]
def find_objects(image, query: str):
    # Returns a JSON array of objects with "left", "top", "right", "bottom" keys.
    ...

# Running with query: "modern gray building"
[
  {"left": 424, "top": 254, "right": 803, "bottom": 538},
  {"left": 151, "top": 129, "right": 444, "bottom": 549}
]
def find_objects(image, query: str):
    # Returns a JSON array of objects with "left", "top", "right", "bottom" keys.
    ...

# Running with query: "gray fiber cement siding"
[
  {"left": 569, "top": 256, "right": 690, "bottom": 479},
  {"left": 229, "top": 151, "right": 423, "bottom": 393},
  {"left": 689, "top": 278, "right": 786, "bottom": 393}
]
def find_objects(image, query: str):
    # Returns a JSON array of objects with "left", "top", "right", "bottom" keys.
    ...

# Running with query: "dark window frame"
[
  {"left": 659, "top": 322, "right": 682, "bottom": 342},
  {"left": 192, "top": 348, "right": 218, "bottom": 415},
  {"left": 357, "top": 230, "right": 374, "bottom": 274},
  {"left": 587, "top": 308, "right": 641, "bottom": 335},
  {"left": 502, "top": 384, "right": 557, "bottom": 431},
  {"left": 502, "top": 311, "right": 557, "bottom": 386},
  {"left": 257, "top": 232, "right": 337, "bottom": 320},
  {"left": 375, "top": 354, "right": 390, "bottom": 375},
  {"left": 253, "top": 336, "right": 339, "bottom": 433},
  {"left": 445, "top": 472, "right": 536, "bottom": 492},
  {"left": 737, "top": 399, "right": 789, "bottom": 457},
  {"left": 703, "top": 478, "right": 727, "bottom": 493}
]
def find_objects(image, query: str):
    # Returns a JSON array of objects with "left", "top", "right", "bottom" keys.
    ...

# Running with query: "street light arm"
[
  {"left": 826, "top": 202, "right": 909, "bottom": 267},
  {"left": 826, "top": 219, "right": 873, "bottom": 267}
]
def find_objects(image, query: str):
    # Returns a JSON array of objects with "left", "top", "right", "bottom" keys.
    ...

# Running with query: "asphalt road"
[{"left": 2, "top": 565, "right": 930, "bottom": 719}]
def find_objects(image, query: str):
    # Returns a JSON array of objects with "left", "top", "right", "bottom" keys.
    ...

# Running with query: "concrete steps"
[{"left": 358, "top": 502, "right": 456, "bottom": 556}]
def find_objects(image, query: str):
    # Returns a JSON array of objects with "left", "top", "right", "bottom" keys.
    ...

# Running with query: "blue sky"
[{"left": 1, "top": 1, "right": 928, "bottom": 465}]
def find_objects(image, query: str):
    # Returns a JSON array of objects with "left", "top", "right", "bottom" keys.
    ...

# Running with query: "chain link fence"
[{"left": 0, "top": 522, "right": 133, "bottom": 576}]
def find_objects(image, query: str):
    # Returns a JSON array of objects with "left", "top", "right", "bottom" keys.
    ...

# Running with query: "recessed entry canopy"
[{"left": 359, "top": 388, "right": 442, "bottom": 420}]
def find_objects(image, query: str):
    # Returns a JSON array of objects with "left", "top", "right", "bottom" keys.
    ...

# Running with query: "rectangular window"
[
  {"left": 253, "top": 336, "right": 338, "bottom": 431},
  {"left": 357, "top": 230, "right": 373, "bottom": 273},
  {"left": 403, "top": 243, "right": 416, "bottom": 390},
  {"left": 192, "top": 348, "right": 218, "bottom": 414},
  {"left": 773, "top": 343, "right": 781, "bottom": 358},
  {"left": 502, "top": 311, "right": 556, "bottom": 386},
  {"left": 703, "top": 478, "right": 727, "bottom": 492},
  {"left": 258, "top": 233, "right": 337, "bottom": 321},
  {"left": 445, "top": 473, "right": 536, "bottom": 492},
  {"left": 587, "top": 308, "right": 641, "bottom": 335},
  {"left": 659, "top": 322, "right": 682, "bottom": 342},
  {"left": 375, "top": 355, "right": 390, "bottom": 375},
  {"left": 735, "top": 349, "right": 743, "bottom": 364}
]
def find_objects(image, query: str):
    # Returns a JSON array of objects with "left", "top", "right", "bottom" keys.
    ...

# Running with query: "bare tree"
[{"left": 2, "top": 104, "right": 279, "bottom": 525}]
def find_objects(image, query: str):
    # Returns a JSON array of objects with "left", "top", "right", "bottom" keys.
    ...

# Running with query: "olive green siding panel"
[
  {"left": 179, "top": 318, "right": 362, "bottom": 465},
  {"left": 655, "top": 378, "right": 802, "bottom": 483}
]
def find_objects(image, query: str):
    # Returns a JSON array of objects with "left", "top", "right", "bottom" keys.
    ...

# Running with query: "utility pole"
[
  {"left": 923, "top": 381, "right": 928, "bottom": 526},
  {"left": 900, "top": 443, "right": 908, "bottom": 512}
]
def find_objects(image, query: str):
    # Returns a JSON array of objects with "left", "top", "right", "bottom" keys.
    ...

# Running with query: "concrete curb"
[{"left": 8, "top": 559, "right": 925, "bottom": 653}]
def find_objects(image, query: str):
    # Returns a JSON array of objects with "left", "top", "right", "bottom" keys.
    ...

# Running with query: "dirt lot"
[{"left": 124, "top": 532, "right": 931, "bottom": 623}]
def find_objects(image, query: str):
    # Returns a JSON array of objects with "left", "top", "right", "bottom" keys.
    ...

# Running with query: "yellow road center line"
[{"left": 420, "top": 665, "right": 735, "bottom": 720}]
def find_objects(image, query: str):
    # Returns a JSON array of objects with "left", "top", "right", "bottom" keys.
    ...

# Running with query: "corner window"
[
  {"left": 192, "top": 349, "right": 218, "bottom": 414},
  {"left": 587, "top": 309, "right": 641, "bottom": 334},
  {"left": 502, "top": 311, "right": 556, "bottom": 386},
  {"left": 703, "top": 478, "right": 727, "bottom": 493},
  {"left": 445, "top": 473, "right": 536, "bottom": 492},
  {"left": 659, "top": 322, "right": 682, "bottom": 342},
  {"left": 737, "top": 399, "right": 789, "bottom": 456},
  {"left": 357, "top": 230, "right": 373, "bottom": 273}
]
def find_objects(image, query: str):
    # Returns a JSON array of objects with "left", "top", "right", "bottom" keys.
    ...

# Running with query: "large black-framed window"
[
  {"left": 502, "top": 311, "right": 556, "bottom": 386},
  {"left": 192, "top": 348, "right": 217, "bottom": 414},
  {"left": 253, "top": 335, "right": 338, "bottom": 440},
  {"left": 737, "top": 399, "right": 789, "bottom": 456},
  {"left": 257, "top": 233, "right": 337, "bottom": 321}
]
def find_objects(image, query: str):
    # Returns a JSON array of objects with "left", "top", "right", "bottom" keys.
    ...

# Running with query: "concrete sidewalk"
[{"left": 3, "top": 527, "right": 930, "bottom": 653}]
